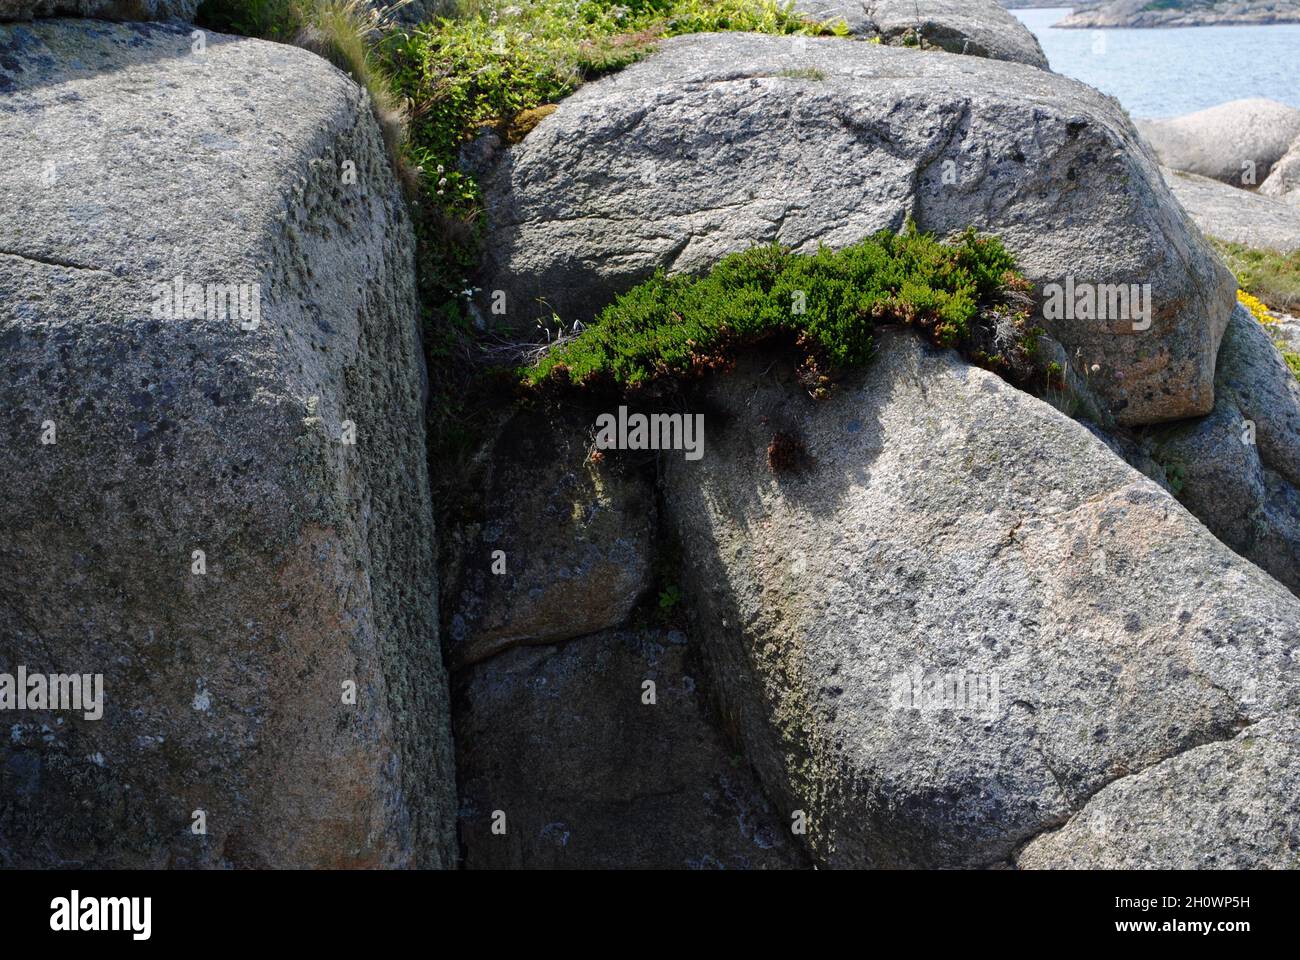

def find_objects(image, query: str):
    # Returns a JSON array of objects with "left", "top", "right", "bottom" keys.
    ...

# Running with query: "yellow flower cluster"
[{"left": 1237, "top": 289, "right": 1275, "bottom": 325}]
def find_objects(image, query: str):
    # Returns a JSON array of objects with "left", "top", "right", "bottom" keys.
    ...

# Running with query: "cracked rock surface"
[
  {"left": 479, "top": 31, "right": 1234, "bottom": 426},
  {"left": 0, "top": 20, "right": 455, "bottom": 868},
  {"left": 440, "top": 408, "right": 655, "bottom": 670},
  {"left": 661, "top": 329, "right": 1300, "bottom": 868},
  {"left": 1019, "top": 715, "right": 1300, "bottom": 869}
]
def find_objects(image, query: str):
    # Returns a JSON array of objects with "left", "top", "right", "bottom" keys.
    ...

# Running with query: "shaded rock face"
[
  {"left": 1162, "top": 167, "right": 1300, "bottom": 252},
  {"left": 1136, "top": 99, "right": 1300, "bottom": 187},
  {"left": 0, "top": 0, "right": 197, "bottom": 19},
  {"left": 794, "top": 0, "right": 1048, "bottom": 68},
  {"left": 1019, "top": 716, "right": 1300, "bottom": 869},
  {"left": 1148, "top": 307, "right": 1300, "bottom": 596},
  {"left": 455, "top": 629, "right": 806, "bottom": 869},
  {"left": 0, "top": 21, "right": 454, "bottom": 868},
  {"left": 444, "top": 413, "right": 800, "bottom": 869},
  {"left": 660, "top": 330, "right": 1300, "bottom": 868},
  {"left": 383, "top": 0, "right": 439, "bottom": 26},
  {"left": 440, "top": 409, "right": 655, "bottom": 670},
  {"left": 1261, "top": 140, "right": 1300, "bottom": 207},
  {"left": 479, "top": 32, "right": 1235, "bottom": 427}
]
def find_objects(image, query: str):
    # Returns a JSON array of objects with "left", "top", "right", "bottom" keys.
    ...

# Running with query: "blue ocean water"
[{"left": 1012, "top": 7, "right": 1300, "bottom": 119}]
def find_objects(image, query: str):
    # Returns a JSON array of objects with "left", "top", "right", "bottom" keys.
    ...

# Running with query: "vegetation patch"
[
  {"left": 1237, "top": 288, "right": 1274, "bottom": 325},
  {"left": 195, "top": 0, "right": 853, "bottom": 461},
  {"left": 1142, "top": 1, "right": 1213, "bottom": 11},
  {"left": 1212, "top": 239, "right": 1300, "bottom": 314},
  {"left": 1285, "top": 350, "right": 1300, "bottom": 381},
  {"left": 521, "top": 226, "right": 1038, "bottom": 398},
  {"left": 1218, "top": 248, "right": 1300, "bottom": 385},
  {"left": 777, "top": 67, "right": 827, "bottom": 80},
  {"left": 379, "top": 1, "right": 844, "bottom": 295}
]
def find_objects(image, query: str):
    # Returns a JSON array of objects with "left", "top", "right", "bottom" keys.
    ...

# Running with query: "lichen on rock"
[{"left": 0, "top": 19, "right": 454, "bottom": 869}]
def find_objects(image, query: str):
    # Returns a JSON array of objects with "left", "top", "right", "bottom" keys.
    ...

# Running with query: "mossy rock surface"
[
  {"left": 0, "top": 20, "right": 455, "bottom": 869},
  {"left": 478, "top": 31, "right": 1234, "bottom": 426}
]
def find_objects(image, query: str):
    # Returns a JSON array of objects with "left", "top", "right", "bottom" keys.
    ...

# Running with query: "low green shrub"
[
  {"left": 521, "top": 226, "right": 1036, "bottom": 398},
  {"left": 374, "top": 0, "right": 847, "bottom": 449},
  {"left": 1213, "top": 242, "right": 1300, "bottom": 384},
  {"left": 197, "top": 0, "right": 302, "bottom": 39}
]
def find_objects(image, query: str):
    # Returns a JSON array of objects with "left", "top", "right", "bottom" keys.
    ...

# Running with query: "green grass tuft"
[
  {"left": 521, "top": 226, "right": 1033, "bottom": 398},
  {"left": 777, "top": 66, "right": 826, "bottom": 80},
  {"left": 197, "top": 0, "right": 303, "bottom": 39},
  {"left": 1284, "top": 349, "right": 1300, "bottom": 382}
]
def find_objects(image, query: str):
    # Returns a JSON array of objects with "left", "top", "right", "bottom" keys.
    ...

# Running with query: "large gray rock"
[
  {"left": 0, "top": 0, "right": 197, "bottom": 19},
  {"left": 1058, "top": 0, "right": 1300, "bottom": 28},
  {"left": 1136, "top": 99, "right": 1300, "bottom": 187},
  {"left": 795, "top": 0, "right": 1048, "bottom": 68},
  {"left": 0, "top": 20, "right": 455, "bottom": 868},
  {"left": 1162, "top": 167, "right": 1300, "bottom": 252},
  {"left": 455, "top": 629, "right": 806, "bottom": 869},
  {"left": 1261, "top": 139, "right": 1300, "bottom": 207},
  {"left": 1019, "top": 716, "right": 1300, "bottom": 869},
  {"left": 440, "top": 409, "right": 654, "bottom": 670},
  {"left": 1147, "top": 307, "right": 1300, "bottom": 596},
  {"left": 661, "top": 330, "right": 1300, "bottom": 868},
  {"left": 478, "top": 32, "right": 1234, "bottom": 426},
  {"left": 793, "top": 0, "right": 874, "bottom": 33}
]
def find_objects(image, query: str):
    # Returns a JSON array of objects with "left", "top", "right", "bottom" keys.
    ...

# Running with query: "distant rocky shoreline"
[{"left": 1046, "top": 0, "right": 1300, "bottom": 29}]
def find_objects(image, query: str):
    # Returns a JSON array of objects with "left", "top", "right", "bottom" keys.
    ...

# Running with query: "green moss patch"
[{"left": 522, "top": 226, "right": 1036, "bottom": 398}]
